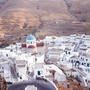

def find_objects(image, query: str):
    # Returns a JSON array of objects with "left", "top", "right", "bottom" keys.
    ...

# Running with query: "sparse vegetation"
[{"left": 0, "top": 0, "right": 90, "bottom": 45}]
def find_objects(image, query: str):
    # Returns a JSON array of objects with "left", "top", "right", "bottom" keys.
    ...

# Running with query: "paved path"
[{"left": 8, "top": 78, "right": 57, "bottom": 90}]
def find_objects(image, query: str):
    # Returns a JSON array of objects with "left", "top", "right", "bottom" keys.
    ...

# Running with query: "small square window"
[{"left": 86, "top": 59, "right": 88, "bottom": 61}]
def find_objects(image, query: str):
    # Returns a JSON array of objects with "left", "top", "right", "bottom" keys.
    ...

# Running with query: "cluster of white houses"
[
  {"left": 0, "top": 34, "right": 90, "bottom": 88},
  {"left": 44, "top": 34, "right": 90, "bottom": 87}
]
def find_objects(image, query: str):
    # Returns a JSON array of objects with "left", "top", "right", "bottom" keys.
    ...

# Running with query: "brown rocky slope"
[{"left": 0, "top": 0, "right": 90, "bottom": 45}]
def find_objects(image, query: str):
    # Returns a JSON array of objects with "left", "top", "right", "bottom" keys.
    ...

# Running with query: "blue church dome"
[{"left": 26, "top": 34, "right": 36, "bottom": 41}]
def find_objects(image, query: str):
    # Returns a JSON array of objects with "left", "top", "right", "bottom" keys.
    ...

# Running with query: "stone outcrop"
[{"left": 0, "top": 75, "right": 7, "bottom": 90}]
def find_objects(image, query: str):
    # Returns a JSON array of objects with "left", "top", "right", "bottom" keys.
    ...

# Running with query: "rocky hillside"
[
  {"left": 0, "top": 0, "right": 90, "bottom": 45},
  {"left": 64, "top": 0, "right": 90, "bottom": 22}
]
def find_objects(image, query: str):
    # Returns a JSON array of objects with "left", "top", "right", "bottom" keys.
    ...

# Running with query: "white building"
[
  {"left": 0, "top": 57, "right": 17, "bottom": 83},
  {"left": 26, "top": 34, "right": 37, "bottom": 53},
  {"left": 26, "top": 34, "right": 37, "bottom": 48}
]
